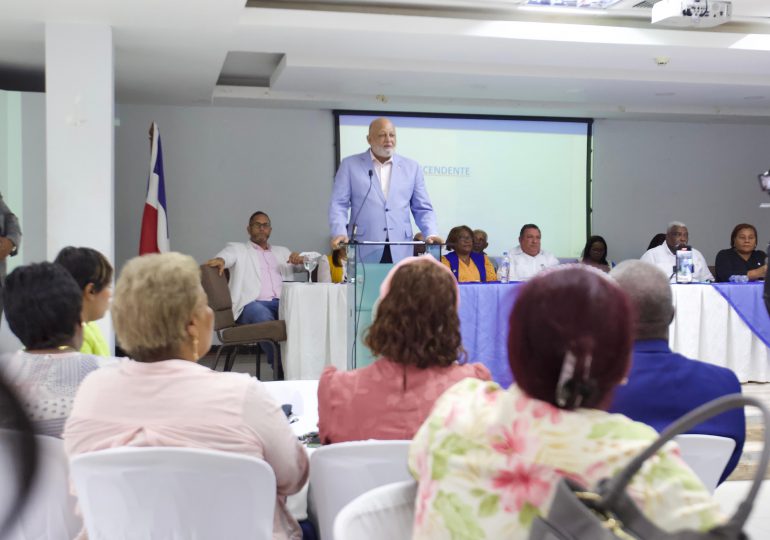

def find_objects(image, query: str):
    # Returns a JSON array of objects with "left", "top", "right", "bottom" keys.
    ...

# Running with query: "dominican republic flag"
[{"left": 139, "top": 122, "right": 170, "bottom": 255}]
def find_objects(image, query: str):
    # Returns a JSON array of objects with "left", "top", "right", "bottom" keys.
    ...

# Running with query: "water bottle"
[
  {"left": 499, "top": 252, "right": 511, "bottom": 283},
  {"left": 675, "top": 246, "right": 693, "bottom": 284}
]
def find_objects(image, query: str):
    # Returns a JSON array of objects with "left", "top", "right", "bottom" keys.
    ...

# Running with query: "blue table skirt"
[
  {"left": 460, "top": 281, "right": 770, "bottom": 388},
  {"left": 457, "top": 282, "right": 522, "bottom": 388}
]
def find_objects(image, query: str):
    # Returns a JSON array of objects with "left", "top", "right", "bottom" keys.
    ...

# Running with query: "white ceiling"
[{"left": 2, "top": 0, "right": 770, "bottom": 119}]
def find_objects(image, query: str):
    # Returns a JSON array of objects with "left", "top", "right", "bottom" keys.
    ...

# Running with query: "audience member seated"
[
  {"left": 640, "top": 221, "right": 714, "bottom": 282},
  {"left": 441, "top": 225, "right": 497, "bottom": 282},
  {"left": 609, "top": 260, "right": 745, "bottom": 481},
  {"left": 509, "top": 223, "right": 559, "bottom": 281},
  {"left": 1, "top": 263, "right": 114, "bottom": 437},
  {"left": 54, "top": 246, "right": 114, "bottom": 356},
  {"left": 205, "top": 210, "right": 303, "bottom": 325},
  {"left": 580, "top": 235, "right": 611, "bottom": 272},
  {"left": 647, "top": 232, "right": 666, "bottom": 251},
  {"left": 63, "top": 253, "right": 308, "bottom": 540},
  {"left": 714, "top": 223, "right": 767, "bottom": 282},
  {"left": 317, "top": 256, "right": 491, "bottom": 444},
  {"left": 0, "top": 369, "right": 38, "bottom": 535},
  {"left": 413, "top": 232, "right": 426, "bottom": 256},
  {"left": 327, "top": 246, "right": 347, "bottom": 283},
  {"left": 409, "top": 265, "right": 719, "bottom": 539}
]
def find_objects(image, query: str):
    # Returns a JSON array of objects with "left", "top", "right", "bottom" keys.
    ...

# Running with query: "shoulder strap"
[{"left": 601, "top": 394, "right": 769, "bottom": 530}]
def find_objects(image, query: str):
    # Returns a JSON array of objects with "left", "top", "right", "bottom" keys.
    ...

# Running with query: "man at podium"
[{"left": 329, "top": 117, "right": 441, "bottom": 263}]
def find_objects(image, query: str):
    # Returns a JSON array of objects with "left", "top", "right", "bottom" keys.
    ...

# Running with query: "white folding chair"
[
  {"left": 714, "top": 480, "right": 770, "bottom": 539},
  {"left": 334, "top": 480, "right": 417, "bottom": 540},
  {"left": 70, "top": 446, "right": 276, "bottom": 540},
  {"left": 308, "top": 440, "right": 412, "bottom": 540},
  {"left": 0, "top": 431, "right": 82, "bottom": 540},
  {"left": 674, "top": 434, "right": 736, "bottom": 492}
]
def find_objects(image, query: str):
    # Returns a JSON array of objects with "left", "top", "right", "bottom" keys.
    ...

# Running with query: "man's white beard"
[{"left": 372, "top": 145, "right": 394, "bottom": 158}]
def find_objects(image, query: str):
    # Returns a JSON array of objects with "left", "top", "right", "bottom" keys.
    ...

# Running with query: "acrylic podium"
[{"left": 345, "top": 241, "right": 442, "bottom": 370}]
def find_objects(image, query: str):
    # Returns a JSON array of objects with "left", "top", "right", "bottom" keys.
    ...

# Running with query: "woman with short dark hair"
[
  {"left": 714, "top": 223, "right": 767, "bottom": 282},
  {"left": 409, "top": 265, "right": 719, "bottom": 539},
  {"left": 317, "top": 256, "right": 491, "bottom": 444},
  {"left": 54, "top": 246, "right": 114, "bottom": 356},
  {"left": 1, "top": 262, "right": 114, "bottom": 437}
]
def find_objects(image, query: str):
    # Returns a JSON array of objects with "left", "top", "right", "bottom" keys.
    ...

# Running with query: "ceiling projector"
[{"left": 651, "top": 0, "right": 732, "bottom": 28}]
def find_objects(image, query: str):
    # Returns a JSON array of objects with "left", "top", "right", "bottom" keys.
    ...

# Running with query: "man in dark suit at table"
[{"left": 608, "top": 259, "right": 745, "bottom": 483}]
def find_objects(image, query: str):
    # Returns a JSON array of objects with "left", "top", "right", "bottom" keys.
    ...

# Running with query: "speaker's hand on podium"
[
  {"left": 425, "top": 235, "right": 443, "bottom": 245},
  {"left": 331, "top": 235, "right": 348, "bottom": 250}
]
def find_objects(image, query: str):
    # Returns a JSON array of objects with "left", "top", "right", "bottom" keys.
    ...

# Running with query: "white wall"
[
  {"left": 114, "top": 105, "right": 335, "bottom": 271},
  {"left": 592, "top": 119, "right": 770, "bottom": 264}
]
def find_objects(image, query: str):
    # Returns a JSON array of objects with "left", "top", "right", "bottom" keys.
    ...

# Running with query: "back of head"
[
  {"left": 365, "top": 257, "right": 462, "bottom": 368},
  {"left": 54, "top": 246, "right": 113, "bottom": 292},
  {"left": 5, "top": 262, "right": 82, "bottom": 350},
  {"left": 508, "top": 265, "right": 632, "bottom": 410},
  {"left": 610, "top": 260, "right": 673, "bottom": 341},
  {"left": 112, "top": 252, "right": 202, "bottom": 361}
]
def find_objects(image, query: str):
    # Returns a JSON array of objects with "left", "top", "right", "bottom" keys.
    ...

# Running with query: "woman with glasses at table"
[
  {"left": 441, "top": 225, "right": 497, "bottom": 282},
  {"left": 317, "top": 256, "right": 491, "bottom": 444}
]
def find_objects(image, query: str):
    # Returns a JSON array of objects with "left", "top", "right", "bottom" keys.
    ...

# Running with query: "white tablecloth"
[
  {"left": 279, "top": 283, "right": 348, "bottom": 380},
  {"left": 670, "top": 284, "right": 770, "bottom": 382}
]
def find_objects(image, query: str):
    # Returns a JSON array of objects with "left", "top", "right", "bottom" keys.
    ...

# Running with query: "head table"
[{"left": 278, "top": 282, "right": 770, "bottom": 384}]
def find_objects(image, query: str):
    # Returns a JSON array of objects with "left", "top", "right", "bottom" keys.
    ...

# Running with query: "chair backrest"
[
  {"left": 0, "top": 431, "right": 82, "bottom": 540},
  {"left": 674, "top": 434, "right": 736, "bottom": 492},
  {"left": 200, "top": 264, "right": 235, "bottom": 330},
  {"left": 333, "top": 480, "right": 417, "bottom": 540},
  {"left": 308, "top": 440, "right": 412, "bottom": 540},
  {"left": 70, "top": 446, "right": 277, "bottom": 540}
]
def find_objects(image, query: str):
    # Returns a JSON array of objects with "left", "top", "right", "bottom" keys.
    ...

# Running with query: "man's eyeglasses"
[{"left": 250, "top": 222, "right": 271, "bottom": 229}]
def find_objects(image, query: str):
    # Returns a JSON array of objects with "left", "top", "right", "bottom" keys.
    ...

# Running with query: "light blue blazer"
[{"left": 328, "top": 150, "right": 438, "bottom": 263}]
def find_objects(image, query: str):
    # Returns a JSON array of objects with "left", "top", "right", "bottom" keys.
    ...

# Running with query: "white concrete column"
[{"left": 45, "top": 23, "right": 115, "bottom": 347}]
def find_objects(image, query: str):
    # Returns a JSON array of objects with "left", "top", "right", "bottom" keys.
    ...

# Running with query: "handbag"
[{"left": 529, "top": 394, "right": 769, "bottom": 539}]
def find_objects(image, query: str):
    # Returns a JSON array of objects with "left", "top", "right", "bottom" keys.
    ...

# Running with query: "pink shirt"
[
  {"left": 63, "top": 359, "right": 308, "bottom": 540},
  {"left": 252, "top": 242, "right": 283, "bottom": 301},
  {"left": 317, "top": 357, "right": 491, "bottom": 444}
]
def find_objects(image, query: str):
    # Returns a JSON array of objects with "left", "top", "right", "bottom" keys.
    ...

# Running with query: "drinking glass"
[{"left": 304, "top": 256, "right": 319, "bottom": 283}]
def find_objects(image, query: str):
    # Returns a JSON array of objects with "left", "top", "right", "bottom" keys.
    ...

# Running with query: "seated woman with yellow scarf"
[{"left": 441, "top": 225, "right": 497, "bottom": 282}]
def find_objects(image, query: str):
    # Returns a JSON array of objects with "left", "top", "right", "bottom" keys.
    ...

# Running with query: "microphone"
[{"left": 349, "top": 169, "right": 375, "bottom": 244}]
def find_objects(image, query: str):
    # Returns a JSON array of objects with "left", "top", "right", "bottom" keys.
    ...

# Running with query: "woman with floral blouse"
[{"left": 409, "top": 265, "right": 721, "bottom": 539}]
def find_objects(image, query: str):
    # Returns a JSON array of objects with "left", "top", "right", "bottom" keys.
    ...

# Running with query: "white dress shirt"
[
  {"left": 370, "top": 150, "right": 393, "bottom": 199},
  {"left": 509, "top": 246, "right": 560, "bottom": 281},
  {"left": 640, "top": 242, "right": 714, "bottom": 282}
]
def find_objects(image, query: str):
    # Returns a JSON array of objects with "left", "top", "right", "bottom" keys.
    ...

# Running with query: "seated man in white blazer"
[
  {"left": 206, "top": 211, "right": 303, "bottom": 325},
  {"left": 640, "top": 221, "right": 713, "bottom": 282},
  {"left": 509, "top": 223, "right": 560, "bottom": 281}
]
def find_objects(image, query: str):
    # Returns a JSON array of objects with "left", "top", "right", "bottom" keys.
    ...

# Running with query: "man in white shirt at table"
[
  {"left": 205, "top": 211, "right": 304, "bottom": 325},
  {"left": 640, "top": 221, "right": 714, "bottom": 282},
  {"left": 509, "top": 224, "right": 560, "bottom": 281}
]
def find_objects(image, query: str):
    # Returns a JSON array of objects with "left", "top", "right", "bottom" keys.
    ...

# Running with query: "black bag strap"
[{"left": 600, "top": 394, "right": 769, "bottom": 530}]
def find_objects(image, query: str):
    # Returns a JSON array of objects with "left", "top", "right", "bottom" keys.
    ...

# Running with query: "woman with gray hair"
[{"left": 63, "top": 252, "right": 308, "bottom": 540}]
